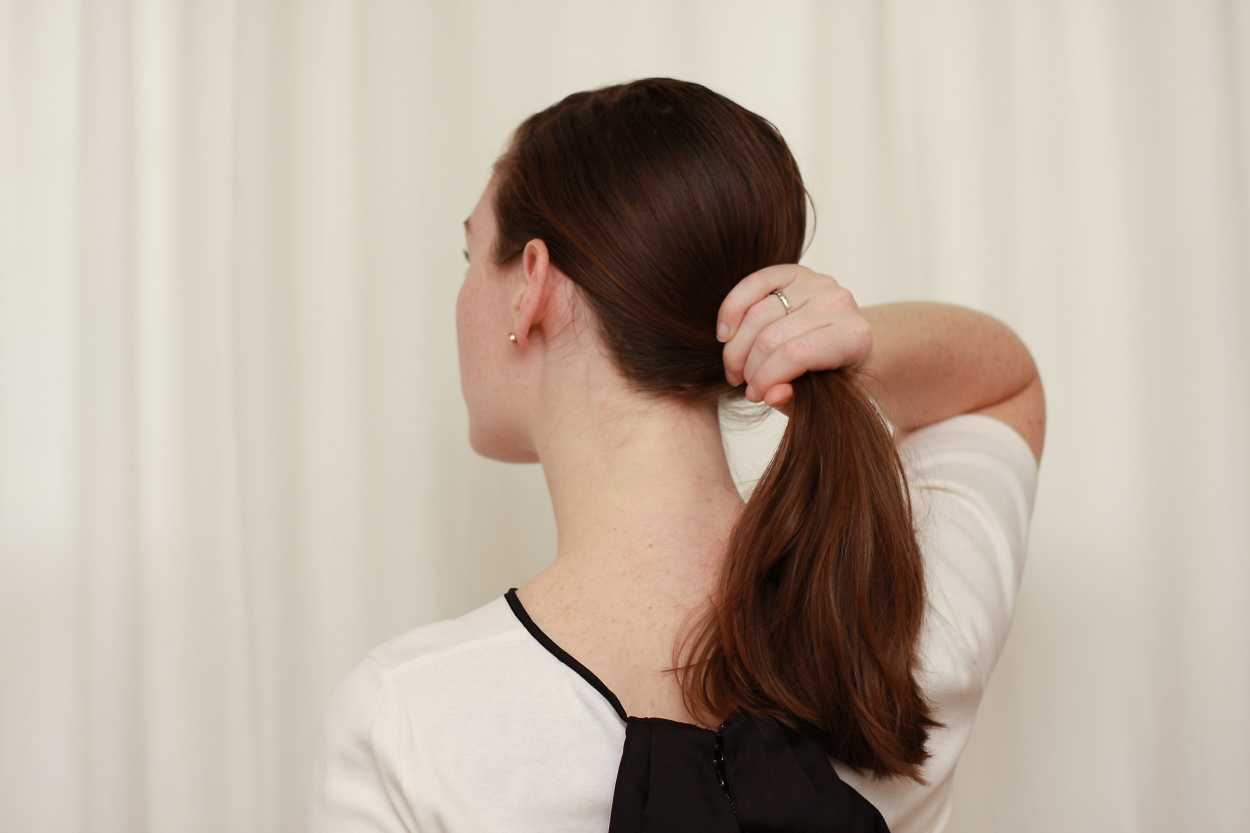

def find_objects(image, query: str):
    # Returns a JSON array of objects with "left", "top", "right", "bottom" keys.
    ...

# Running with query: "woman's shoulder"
[
  {"left": 363, "top": 590, "right": 520, "bottom": 677},
  {"left": 322, "top": 593, "right": 522, "bottom": 730},
  {"left": 308, "top": 592, "right": 541, "bottom": 831}
]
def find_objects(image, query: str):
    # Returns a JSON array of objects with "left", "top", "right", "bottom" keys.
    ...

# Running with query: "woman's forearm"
[{"left": 856, "top": 301, "right": 1039, "bottom": 433}]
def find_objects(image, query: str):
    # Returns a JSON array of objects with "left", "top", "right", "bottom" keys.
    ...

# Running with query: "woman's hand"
[{"left": 715, "top": 264, "right": 874, "bottom": 419}]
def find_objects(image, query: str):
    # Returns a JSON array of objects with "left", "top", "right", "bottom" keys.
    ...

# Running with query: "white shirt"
[{"left": 305, "top": 413, "right": 1040, "bottom": 833}]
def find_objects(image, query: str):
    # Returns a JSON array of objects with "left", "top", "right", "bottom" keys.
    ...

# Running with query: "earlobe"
[{"left": 511, "top": 292, "right": 532, "bottom": 350}]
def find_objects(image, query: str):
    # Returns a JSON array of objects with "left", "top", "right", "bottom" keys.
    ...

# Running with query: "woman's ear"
[{"left": 512, "top": 239, "right": 554, "bottom": 349}]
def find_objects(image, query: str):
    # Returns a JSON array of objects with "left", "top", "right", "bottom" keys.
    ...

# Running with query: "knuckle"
[
  {"left": 831, "top": 285, "right": 855, "bottom": 308},
  {"left": 854, "top": 322, "right": 874, "bottom": 355},
  {"left": 740, "top": 301, "right": 768, "bottom": 331},
  {"left": 758, "top": 326, "right": 783, "bottom": 352},
  {"left": 806, "top": 267, "right": 835, "bottom": 286},
  {"left": 814, "top": 292, "right": 839, "bottom": 313},
  {"left": 782, "top": 336, "right": 808, "bottom": 361}
]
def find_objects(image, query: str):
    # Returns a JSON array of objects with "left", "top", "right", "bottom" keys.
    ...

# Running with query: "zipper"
[{"left": 711, "top": 717, "right": 738, "bottom": 817}]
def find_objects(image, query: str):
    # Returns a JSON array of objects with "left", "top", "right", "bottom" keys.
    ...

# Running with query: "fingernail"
[
  {"left": 717, "top": 322, "right": 730, "bottom": 341},
  {"left": 745, "top": 384, "right": 756, "bottom": 400}
]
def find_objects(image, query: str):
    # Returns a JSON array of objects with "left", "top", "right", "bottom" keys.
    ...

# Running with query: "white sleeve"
[
  {"left": 897, "top": 413, "right": 1040, "bottom": 690},
  {"left": 306, "top": 653, "right": 417, "bottom": 833}
]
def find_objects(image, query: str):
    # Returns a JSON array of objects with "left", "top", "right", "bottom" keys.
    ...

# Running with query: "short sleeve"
[
  {"left": 896, "top": 413, "right": 1040, "bottom": 690},
  {"left": 306, "top": 653, "right": 417, "bottom": 833}
]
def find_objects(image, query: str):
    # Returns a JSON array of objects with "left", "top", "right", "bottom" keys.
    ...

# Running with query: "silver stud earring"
[{"left": 508, "top": 332, "right": 518, "bottom": 345}]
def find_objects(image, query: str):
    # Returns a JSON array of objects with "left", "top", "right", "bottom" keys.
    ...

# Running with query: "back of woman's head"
[{"left": 489, "top": 77, "right": 943, "bottom": 784}]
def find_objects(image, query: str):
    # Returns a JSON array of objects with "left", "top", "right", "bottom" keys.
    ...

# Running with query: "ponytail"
[{"left": 669, "top": 366, "right": 945, "bottom": 784}]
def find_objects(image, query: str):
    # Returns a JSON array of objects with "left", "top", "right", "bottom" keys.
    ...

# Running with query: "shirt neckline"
[
  {"left": 503, "top": 587, "right": 750, "bottom": 736},
  {"left": 504, "top": 586, "right": 631, "bottom": 722}
]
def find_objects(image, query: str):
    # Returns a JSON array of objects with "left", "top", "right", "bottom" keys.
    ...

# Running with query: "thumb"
[{"left": 764, "top": 384, "right": 794, "bottom": 417}]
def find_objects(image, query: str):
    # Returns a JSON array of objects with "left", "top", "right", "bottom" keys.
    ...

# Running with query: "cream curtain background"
[{"left": 3, "top": 1, "right": 1247, "bottom": 831}]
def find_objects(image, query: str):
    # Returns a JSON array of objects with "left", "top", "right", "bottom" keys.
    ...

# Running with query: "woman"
[{"left": 307, "top": 77, "right": 1045, "bottom": 833}]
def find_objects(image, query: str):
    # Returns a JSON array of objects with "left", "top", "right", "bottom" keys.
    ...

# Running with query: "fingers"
[
  {"left": 744, "top": 320, "right": 867, "bottom": 401},
  {"left": 717, "top": 264, "right": 868, "bottom": 406},
  {"left": 715, "top": 264, "right": 804, "bottom": 343},
  {"left": 742, "top": 291, "right": 871, "bottom": 387},
  {"left": 762, "top": 382, "right": 793, "bottom": 411},
  {"left": 718, "top": 267, "right": 806, "bottom": 386},
  {"left": 739, "top": 301, "right": 837, "bottom": 388}
]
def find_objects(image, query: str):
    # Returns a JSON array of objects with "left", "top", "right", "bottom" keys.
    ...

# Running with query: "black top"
[{"left": 504, "top": 587, "right": 892, "bottom": 832}]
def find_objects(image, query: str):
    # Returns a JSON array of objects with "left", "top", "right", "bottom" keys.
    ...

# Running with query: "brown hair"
[{"left": 489, "top": 77, "right": 943, "bottom": 784}]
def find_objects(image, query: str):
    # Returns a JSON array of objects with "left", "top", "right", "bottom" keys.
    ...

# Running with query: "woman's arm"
[{"left": 856, "top": 301, "right": 1040, "bottom": 436}]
